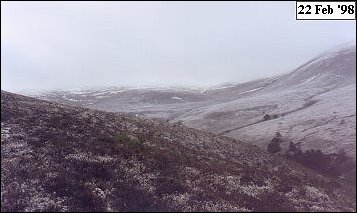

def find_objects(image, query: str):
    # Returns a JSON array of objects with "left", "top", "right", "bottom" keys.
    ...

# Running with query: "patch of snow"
[
  {"left": 67, "top": 98, "right": 78, "bottom": 102},
  {"left": 107, "top": 90, "right": 123, "bottom": 94},
  {"left": 209, "top": 84, "right": 237, "bottom": 90},
  {"left": 239, "top": 87, "right": 263, "bottom": 94},
  {"left": 172, "top": 97, "right": 182, "bottom": 100},
  {"left": 69, "top": 90, "right": 90, "bottom": 95},
  {"left": 261, "top": 75, "right": 282, "bottom": 84},
  {"left": 62, "top": 95, "right": 78, "bottom": 102},
  {"left": 298, "top": 75, "right": 318, "bottom": 87},
  {"left": 92, "top": 91, "right": 110, "bottom": 96}
]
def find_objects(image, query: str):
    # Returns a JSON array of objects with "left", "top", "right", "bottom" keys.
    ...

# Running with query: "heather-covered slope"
[{"left": 1, "top": 91, "right": 355, "bottom": 211}]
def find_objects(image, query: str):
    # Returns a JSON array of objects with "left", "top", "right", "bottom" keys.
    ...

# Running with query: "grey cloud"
[{"left": 1, "top": 1, "right": 355, "bottom": 92}]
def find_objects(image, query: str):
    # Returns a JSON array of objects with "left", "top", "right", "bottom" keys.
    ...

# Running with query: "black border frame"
[{"left": 296, "top": 1, "right": 356, "bottom": 20}]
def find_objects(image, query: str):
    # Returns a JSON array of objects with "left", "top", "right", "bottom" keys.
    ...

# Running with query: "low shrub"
[
  {"left": 267, "top": 132, "right": 283, "bottom": 153},
  {"left": 286, "top": 143, "right": 355, "bottom": 179}
]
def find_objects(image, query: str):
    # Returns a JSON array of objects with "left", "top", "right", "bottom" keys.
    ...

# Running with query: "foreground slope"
[{"left": 1, "top": 91, "right": 355, "bottom": 211}]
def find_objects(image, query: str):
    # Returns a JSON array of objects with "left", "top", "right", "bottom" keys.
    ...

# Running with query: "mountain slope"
[
  {"left": 176, "top": 46, "right": 356, "bottom": 156},
  {"left": 35, "top": 45, "right": 356, "bottom": 158},
  {"left": 1, "top": 90, "right": 355, "bottom": 211}
]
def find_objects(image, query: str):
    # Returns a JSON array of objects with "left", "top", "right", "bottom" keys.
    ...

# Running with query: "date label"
[{"left": 296, "top": 1, "right": 356, "bottom": 20}]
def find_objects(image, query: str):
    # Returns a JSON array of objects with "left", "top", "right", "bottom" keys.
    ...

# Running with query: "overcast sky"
[{"left": 1, "top": 1, "right": 356, "bottom": 92}]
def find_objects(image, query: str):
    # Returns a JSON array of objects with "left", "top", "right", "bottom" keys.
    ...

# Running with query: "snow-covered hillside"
[{"left": 34, "top": 45, "right": 356, "bottom": 157}]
